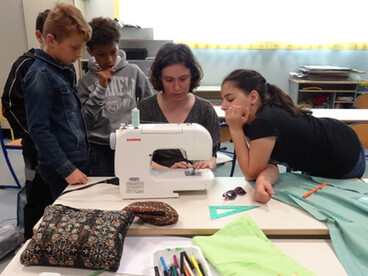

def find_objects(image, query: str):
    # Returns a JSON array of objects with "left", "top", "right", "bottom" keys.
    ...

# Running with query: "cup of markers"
[{"left": 152, "top": 246, "right": 212, "bottom": 276}]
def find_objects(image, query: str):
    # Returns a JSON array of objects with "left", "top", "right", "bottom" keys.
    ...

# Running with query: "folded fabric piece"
[
  {"left": 193, "top": 214, "right": 314, "bottom": 276},
  {"left": 123, "top": 201, "right": 179, "bottom": 226},
  {"left": 269, "top": 172, "right": 368, "bottom": 276},
  {"left": 20, "top": 204, "right": 134, "bottom": 272}
]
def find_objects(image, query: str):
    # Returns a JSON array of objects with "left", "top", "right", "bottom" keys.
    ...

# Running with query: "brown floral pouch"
[
  {"left": 20, "top": 204, "right": 134, "bottom": 272},
  {"left": 123, "top": 201, "right": 179, "bottom": 226}
]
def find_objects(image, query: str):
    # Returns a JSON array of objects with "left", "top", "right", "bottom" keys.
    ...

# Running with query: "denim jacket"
[{"left": 23, "top": 49, "right": 88, "bottom": 178}]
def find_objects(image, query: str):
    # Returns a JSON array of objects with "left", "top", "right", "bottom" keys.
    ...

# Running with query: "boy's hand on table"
[{"left": 65, "top": 169, "right": 88, "bottom": 185}]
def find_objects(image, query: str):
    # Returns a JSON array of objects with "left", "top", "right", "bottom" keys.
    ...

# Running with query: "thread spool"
[{"left": 132, "top": 107, "right": 140, "bottom": 128}]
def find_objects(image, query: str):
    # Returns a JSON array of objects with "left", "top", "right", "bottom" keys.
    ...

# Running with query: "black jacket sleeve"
[{"left": 2, "top": 50, "right": 35, "bottom": 138}]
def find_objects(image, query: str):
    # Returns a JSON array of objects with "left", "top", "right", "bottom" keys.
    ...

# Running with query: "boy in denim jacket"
[{"left": 23, "top": 3, "right": 92, "bottom": 200}]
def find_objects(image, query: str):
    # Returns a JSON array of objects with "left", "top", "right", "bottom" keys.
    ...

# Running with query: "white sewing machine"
[{"left": 110, "top": 123, "right": 214, "bottom": 199}]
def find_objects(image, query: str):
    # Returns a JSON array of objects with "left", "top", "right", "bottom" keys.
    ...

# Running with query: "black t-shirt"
[{"left": 243, "top": 104, "right": 361, "bottom": 178}]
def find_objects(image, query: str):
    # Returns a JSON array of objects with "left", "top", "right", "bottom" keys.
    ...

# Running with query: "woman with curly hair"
[{"left": 138, "top": 43, "right": 220, "bottom": 170}]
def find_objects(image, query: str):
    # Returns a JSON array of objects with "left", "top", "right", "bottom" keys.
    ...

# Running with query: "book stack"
[{"left": 290, "top": 65, "right": 364, "bottom": 81}]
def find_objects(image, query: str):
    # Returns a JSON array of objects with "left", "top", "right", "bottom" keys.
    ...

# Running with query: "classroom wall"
[
  {"left": 83, "top": 0, "right": 114, "bottom": 22},
  {"left": 78, "top": 1, "right": 368, "bottom": 93},
  {"left": 193, "top": 49, "right": 368, "bottom": 92},
  {"left": 1, "top": 0, "right": 368, "bottom": 96},
  {"left": 23, "top": 0, "right": 74, "bottom": 50},
  {"left": 0, "top": 0, "right": 80, "bottom": 96},
  {"left": 0, "top": 0, "right": 28, "bottom": 93}
]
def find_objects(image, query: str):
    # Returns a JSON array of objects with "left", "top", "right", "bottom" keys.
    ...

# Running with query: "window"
[{"left": 118, "top": 0, "right": 368, "bottom": 49}]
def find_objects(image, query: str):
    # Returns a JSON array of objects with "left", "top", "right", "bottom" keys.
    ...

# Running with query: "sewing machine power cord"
[{"left": 59, "top": 177, "right": 119, "bottom": 197}]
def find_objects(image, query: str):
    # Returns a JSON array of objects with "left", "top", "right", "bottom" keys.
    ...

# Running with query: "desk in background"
[
  {"left": 195, "top": 86, "right": 368, "bottom": 122},
  {"left": 214, "top": 105, "right": 368, "bottom": 123},
  {"left": 310, "top": 108, "right": 368, "bottom": 123},
  {"left": 193, "top": 86, "right": 221, "bottom": 100},
  {"left": 213, "top": 105, "right": 225, "bottom": 119}
]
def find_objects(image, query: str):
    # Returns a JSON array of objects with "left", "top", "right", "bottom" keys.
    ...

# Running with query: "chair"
[
  {"left": 350, "top": 122, "right": 368, "bottom": 159},
  {"left": 353, "top": 93, "right": 368, "bottom": 109},
  {"left": 0, "top": 122, "right": 22, "bottom": 189},
  {"left": 0, "top": 101, "right": 15, "bottom": 140},
  {"left": 216, "top": 122, "right": 237, "bottom": 177}
]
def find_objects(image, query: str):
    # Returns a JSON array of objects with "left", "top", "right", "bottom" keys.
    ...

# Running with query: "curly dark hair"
[
  {"left": 86, "top": 17, "right": 120, "bottom": 50},
  {"left": 150, "top": 43, "right": 203, "bottom": 92}
]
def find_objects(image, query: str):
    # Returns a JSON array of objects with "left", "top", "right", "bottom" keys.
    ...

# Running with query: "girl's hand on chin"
[{"left": 226, "top": 105, "right": 248, "bottom": 128}]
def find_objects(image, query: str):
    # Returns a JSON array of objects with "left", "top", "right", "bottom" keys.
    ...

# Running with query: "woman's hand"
[
  {"left": 193, "top": 161, "right": 215, "bottom": 171},
  {"left": 170, "top": 161, "right": 193, "bottom": 169},
  {"left": 170, "top": 159, "right": 215, "bottom": 171}
]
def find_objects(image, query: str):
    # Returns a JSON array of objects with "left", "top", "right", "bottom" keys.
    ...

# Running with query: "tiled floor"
[{"left": 0, "top": 141, "right": 367, "bottom": 273}]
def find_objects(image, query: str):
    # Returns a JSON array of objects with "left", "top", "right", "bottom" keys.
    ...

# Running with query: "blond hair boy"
[{"left": 23, "top": 3, "right": 92, "bottom": 200}]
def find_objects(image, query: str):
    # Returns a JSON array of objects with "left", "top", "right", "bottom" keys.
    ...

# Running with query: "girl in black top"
[{"left": 220, "top": 69, "right": 365, "bottom": 203}]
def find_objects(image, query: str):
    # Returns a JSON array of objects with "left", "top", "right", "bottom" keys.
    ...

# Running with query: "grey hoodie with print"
[{"left": 78, "top": 50, "right": 153, "bottom": 145}]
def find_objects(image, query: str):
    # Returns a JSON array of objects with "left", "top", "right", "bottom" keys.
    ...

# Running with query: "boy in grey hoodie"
[{"left": 78, "top": 17, "right": 153, "bottom": 176}]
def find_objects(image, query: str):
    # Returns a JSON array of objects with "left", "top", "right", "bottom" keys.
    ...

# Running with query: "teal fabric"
[
  {"left": 193, "top": 214, "right": 314, "bottom": 276},
  {"left": 265, "top": 173, "right": 368, "bottom": 276}
]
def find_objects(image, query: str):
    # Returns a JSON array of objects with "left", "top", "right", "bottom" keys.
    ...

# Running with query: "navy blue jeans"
[{"left": 22, "top": 135, "right": 53, "bottom": 239}]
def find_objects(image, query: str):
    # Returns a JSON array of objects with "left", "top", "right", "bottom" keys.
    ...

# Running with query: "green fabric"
[
  {"left": 192, "top": 214, "right": 315, "bottom": 276},
  {"left": 267, "top": 173, "right": 368, "bottom": 276}
]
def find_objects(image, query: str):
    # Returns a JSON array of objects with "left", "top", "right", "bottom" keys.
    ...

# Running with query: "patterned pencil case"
[{"left": 20, "top": 204, "right": 134, "bottom": 272}]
